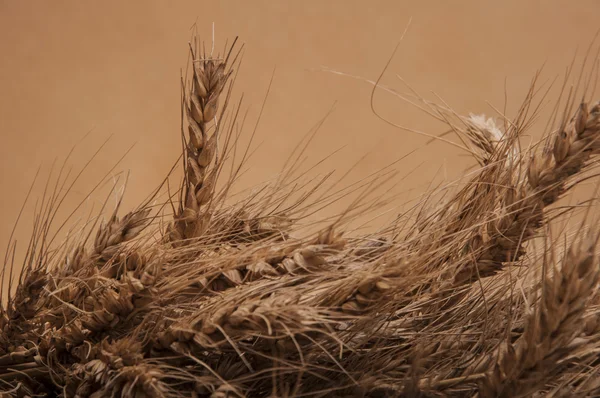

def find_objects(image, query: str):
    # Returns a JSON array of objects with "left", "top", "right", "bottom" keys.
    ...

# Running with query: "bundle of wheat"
[{"left": 2, "top": 33, "right": 600, "bottom": 398}]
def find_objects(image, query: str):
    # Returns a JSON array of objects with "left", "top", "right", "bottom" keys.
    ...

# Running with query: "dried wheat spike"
[
  {"left": 456, "top": 101, "right": 600, "bottom": 285},
  {"left": 0, "top": 268, "right": 47, "bottom": 353},
  {"left": 169, "top": 38, "right": 238, "bottom": 243},
  {"left": 93, "top": 209, "right": 151, "bottom": 263},
  {"left": 479, "top": 234, "right": 600, "bottom": 397}
]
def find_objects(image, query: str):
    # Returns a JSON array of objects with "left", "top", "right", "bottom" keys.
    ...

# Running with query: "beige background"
[{"left": 1, "top": 1, "right": 599, "bottom": 272}]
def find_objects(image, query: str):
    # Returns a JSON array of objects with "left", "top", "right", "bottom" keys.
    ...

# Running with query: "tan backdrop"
[{"left": 1, "top": 1, "right": 599, "bottom": 275}]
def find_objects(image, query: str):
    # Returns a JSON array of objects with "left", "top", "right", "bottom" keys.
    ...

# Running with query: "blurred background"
[{"left": 1, "top": 0, "right": 599, "bottom": 272}]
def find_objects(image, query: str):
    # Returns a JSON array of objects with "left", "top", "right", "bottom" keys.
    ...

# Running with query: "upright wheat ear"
[{"left": 169, "top": 38, "right": 237, "bottom": 243}]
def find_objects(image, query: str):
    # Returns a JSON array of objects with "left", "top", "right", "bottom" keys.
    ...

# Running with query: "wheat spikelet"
[{"left": 470, "top": 101, "right": 600, "bottom": 279}]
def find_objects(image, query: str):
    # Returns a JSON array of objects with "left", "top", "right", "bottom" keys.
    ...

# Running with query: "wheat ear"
[
  {"left": 452, "top": 101, "right": 600, "bottom": 286},
  {"left": 479, "top": 234, "right": 599, "bottom": 397},
  {"left": 169, "top": 38, "right": 238, "bottom": 243}
]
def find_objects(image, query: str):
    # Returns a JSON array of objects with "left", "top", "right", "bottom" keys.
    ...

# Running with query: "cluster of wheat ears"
[{"left": 2, "top": 33, "right": 600, "bottom": 398}]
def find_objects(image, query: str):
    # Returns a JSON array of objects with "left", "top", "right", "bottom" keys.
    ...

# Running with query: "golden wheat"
[{"left": 2, "top": 33, "right": 600, "bottom": 398}]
